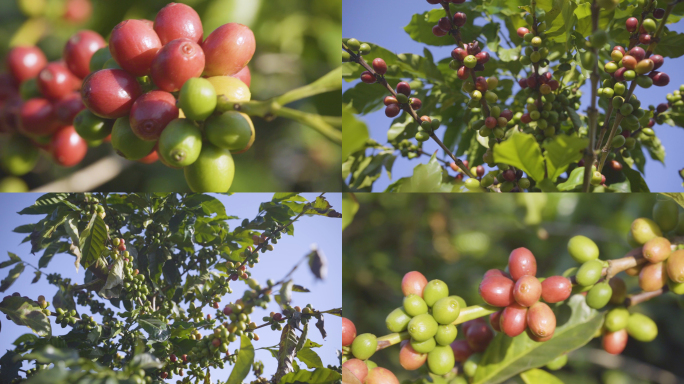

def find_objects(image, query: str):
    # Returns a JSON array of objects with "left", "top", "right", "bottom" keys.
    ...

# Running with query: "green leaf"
[
  {"left": 400, "top": 155, "right": 449, "bottom": 193},
  {"left": 0, "top": 252, "right": 21, "bottom": 269},
  {"left": 296, "top": 347, "right": 324, "bottom": 369},
  {"left": 520, "top": 369, "right": 564, "bottom": 384},
  {"left": 557, "top": 167, "right": 585, "bottom": 191},
  {"left": 404, "top": 9, "right": 482, "bottom": 47},
  {"left": 342, "top": 104, "right": 369, "bottom": 161},
  {"left": 472, "top": 295, "right": 602, "bottom": 384},
  {"left": 342, "top": 193, "right": 359, "bottom": 231},
  {"left": 17, "top": 194, "right": 71, "bottom": 215},
  {"left": 654, "top": 30, "right": 684, "bottom": 58},
  {"left": 22, "top": 345, "right": 77, "bottom": 364},
  {"left": 226, "top": 335, "right": 255, "bottom": 384},
  {"left": 138, "top": 316, "right": 170, "bottom": 342},
  {"left": 662, "top": 193, "right": 684, "bottom": 208},
  {"left": 493, "top": 133, "right": 545, "bottom": 182},
  {"left": 542, "top": 135, "right": 588, "bottom": 181},
  {"left": 99, "top": 258, "right": 124, "bottom": 299},
  {"left": 128, "top": 353, "right": 163, "bottom": 370},
  {"left": 79, "top": 213, "right": 108, "bottom": 270},
  {"left": 13, "top": 333, "right": 39, "bottom": 345},
  {"left": 621, "top": 166, "right": 650, "bottom": 193},
  {"left": 0, "top": 296, "right": 51, "bottom": 337},
  {"left": 279, "top": 368, "right": 342, "bottom": 384},
  {"left": 275, "top": 324, "right": 299, "bottom": 383},
  {"left": 0, "top": 263, "right": 25, "bottom": 292},
  {"left": 63, "top": 213, "right": 80, "bottom": 248}
]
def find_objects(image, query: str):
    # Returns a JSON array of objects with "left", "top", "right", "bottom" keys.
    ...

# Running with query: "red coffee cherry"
[
  {"left": 475, "top": 76, "right": 488, "bottom": 92},
  {"left": 154, "top": 3, "right": 203, "bottom": 45},
  {"left": 513, "top": 275, "right": 542, "bottom": 307},
  {"left": 202, "top": 23, "right": 256, "bottom": 77},
  {"left": 63, "top": 0, "right": 92, "bottom": 24},
  {"left": 343, "top": 359, "right": 369, "bottom": 382},
  {"left": 479, "top": 275, "right": 515, "bottom": 307},
  {"left": 639, "top": 34, "right": 652, "bottom": 44},
  {"left": 628, "top": 46, "right": 646, "bottom": 61},
  {"left": 222, "top": 306, "right": 232, "bottom": 316},
  {"left": 384, "top": 96, "right": 398, "bottom": 106},
  {"left": 520, "top": 113, "right": 531, "bottom": 124},
  {"left": 461, "top": 318, "right": 485, "bottom": 336},
  {"left": 621, "top": 55, "right": 637, "bottom": 70},
  {"left": 129, "top": 90, "right": 179, "bottom": 141},
  {"left": 109, "top": 19, "right": 162, "bottom": 76},
  {"left": 342, "top": 317, "right": 356, "bottom": 347},
  {"left": 63, "top": 30, "right": 106, "bottom": 79},
  {"left": 438, "top": 17, "right": 452, "bottom": 32},
  {"left": 500, "top": 304, "right": 528, "bottom": 337},
  {"left": 638, "top": 261, "right": 667, "bottom": 292},
  {"left": 151, "top": 38, "right": 205, "bottom": 92},
  {"left": 399, "top": 341, "right": 427, "bottom": 370},
  {"left": 81, "top": 69, "right": 143, "bottom": 118},
  {"left": 19, "top": 98, "right": 61, "bottom": 136},
  {"left": 51, "top": 125, "right": 87, "bottom": 166},
  {"left": 366, "top": 367, "right": 399, "bottom": 384},
  {"left": 476, "top": 165, "right": 485, "bottom": 177},
  {"left": 396, "top": 82, "right": 411, "bottom": 96},
  {"left": 450, "top": 339, "right": 473, "bottom": 362},
  {"left": 7, "top": 47, "right": 47, "bottom": 84},
  {"left": 37, "top": 63, "right": 79, "bottom": 100},
  {"left": 451, "top": 47, "right": 467, "bottom": 62},
  {"left": 231, "top": 66, "right": 251, "bottom": 87},
  {"left": 517, "top": 27, "right": 529, "bottom": 38},
  {"left": 385, "top": 104, "right": 401, "bottom": 117},
  {"left": 402, "top": 271, "right": 428, "bottom": 297},
  {"left": 372, "top": 58, "right": 387, "bottom": 75},
  {"left": 475, "top": 52, "right": 490, "bottom": 64},
  {"left": 548, "top": 79, "right": 560, "bottom": 91},
  {"left": 625, "top": 17, "right": 638, "bottom": 32},
  {"left": 485, "top": 116, "right": 497, "bottom": 129},
  {"left": 508, "top": 247, "right": 537, "bottom": 281},
  {"left": 540, "top": 276, "right": 572, "bottom": 303},
  {"left": 432, "top": 25, "right": 448, "bottom": 37},
  {"left": 651, "top": 72, "right": 670, "bottom": 87},
  {"left": 526, "top": 302, "right": 556, "bottom": 340},
  {"left": 466, "top": 321, "right": 494, "bottom": 352},
  {"left": 170, "top": 354, "right": 177, "bottom": 362},
  {"left": 410, "top": 98, "right": 422, "bottom": 110},
  {"left": 650, "top": 54, "right": 664, "bottom": 70},
  {"left": 453, "top": 12, "right": 467, "bottom": 27},
  {"left": 613, "top": 67, "right": 627, "bottom": 82},
  {"left": 360, "top": 71, "right": 376, "bottom": 84},
  {"left": 489, "top": 310, "right": 503, "bottom": 332},
  {"left": 500, "top": 110, "right": 513, "bottom": 121},
  {"left": 612, "top": 45, "right": 626, "bottom": 55},
  {"left": 602, "top": 329, "right": 628, "bottom": 355},
  {"left": 484, "top": 269, "right": 510, "bottom": 279},
  {"left": 53, "top": 92, "right": 85, "bottom": 126},
  {"left": 457, "top": 66, "right": 470, "bottom": 80}
]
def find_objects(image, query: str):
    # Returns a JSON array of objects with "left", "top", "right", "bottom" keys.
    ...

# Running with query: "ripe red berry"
[
  {"left": 396, "top": 82, "right": 411, "bottom": 96},
  {"left": 526, "top": 75, "right": 538, "bottom": 89},
  {"left": 527, "top": 302, "right": 556, "bottom": 340},
  {"left": 500, "top": 304, "right": 528, "bottom": 337},
  {"left": 653, "top": 8, "right": 665, "bottom": 19},
  {"left": 360, "top": 71, "right": 376, "bottom": 84},
  {"left": 438, "top": 17, "right": 452, "bottom": 32},
  {"left": 625, "top": 17, "right": 638, "bottom": 32},
  {"left": 639, "top": 34, "right": 652, "bottom": 45},
  {"left": 613, "top": 45, "right": 626, "bottom": 55},
  {"left": 650, "top": 54, "right": 664, "bottom": 70},
  {"left": 476, "top": 165, "right": 485, "bottom": 177},
  {"left": 223, "top": 306, "right": 232, "bottom": 316},
  {"left": 451, "top": 47, "right": 467, "bottom": 62},
  {"left": 154, "top": 3, "right": 203, "bottom": 45},
  {"left": 150, "top": 38, "right": 205, "bottom": 92},
  {"left": 19, "top": 98, "right": 61, "bottom": 136},
  {"left": 273, "top": 312, "right": 283, "bottom": 321},
  {"left": 657, "top": 103, "right": 669, "bottom": 113},
  {"left": 603, "top": 329, "right": 628, "bottom": 354},
  {"left": 485, "top": 116, "right": 497, "bottom": 129},
  {"left": 402, "top": 271, "right": 428, "bottom": 297},
  {"left": 7, "top": 46, "right": 47, "bottom": 83},
  {"left": 475, "top": 76, "right": 488, "bottom": 92},
  {"left": 610, "top": 160, "right": 623, "bottom": 171},
  {"left": 548, "top": 79, "right": 560, "bottom": 91},
  {"left": 457, "top": 66, "right": 470, "bottom": 80},
  {"left": 170, "top": 354, "right": 177, "bottom": 362},
  {"left": 129, "top": 90, "right": 179, "bottom": 141},
  {"left": 613, "top": 67, "right": 627, "bottom": 82},
  {"left": 54, "top": 92, "right": 85, "bottom": 126},
  {"left": 517, "top": 27, "right": 529, "bottom": 38},
  {"left": 109, "top": 19, "right": 162, "bottom": 76},
  {"left": 503, "top": 169, "right": 516, "bottom": 182},
  {"left": 81, "top": 69, "right": 142, "bottom": 119},
  {"left": 410, "top": 98, "right": 422, "bottom": 110},
  {"left": 432, "top": 25, "right": 447, "bottom": 37},
  {"left": 489, "top": 310, "right": 502, "bottom": 332},
  {"left": 202, "top": 23, "right": 256, "bottom": 77},
  {"left": 450, "top": 339, "right": 473, "bottom": 362},
  {"left": 342, "top": 317, "right": 356, "bottom": 347},
  {"left": 652, "top": 71, "right": 670, "bottom": 87},
  {"left": 466, "top": 322, "right": 493, "bottom": 352},
  {"left": 520, "top": 113, "right": 532, "bottom": 124},
  {"left": 518, "top": 78, "right": 528, "bottom": 89},
  {"left": 231, "top": 66, "right": 251, "bottom": 87},
  {"left": 384, "top": 96, "right": 398, "bottom": 106},
  {"left": 37, "top": 63, "right": 79, "bottom": 100},
  {"left": 540, "top": 276, "right": 572, "bottom": 303},
  {"left": 453, "top": 12, "right": 467, "bottom": 27},
  {"left": 513, "top": 275, "right": 542, "bottom": 307},
  {"left": 63, "top": 30, "right": 106, "bottom": 79},
  {"left": 508, "top": 247, "right": 537, "bottom": 280},
  {"left": 628, "top": 46, "right": 646, "bottom": 61},
  {"left": 51, "top": 125, "right": 87, "bottom": 167},
  {"left": 372, "top": 58, "right": 387, "bottom": 75},
  {"left": 479, "top": 275, "right": 515, "bottom": 307},
  {"left": 475, "top": 51, "right": 490, "bottom": 64},
  {"left": 467, "top": 41, "right": 481, "bottom": 55},
  {"left": 63, "top": 0, "right": 92, "bottom": 24},
  {"left": 385, "top": 104, "right": 401, "bottom": 118}
]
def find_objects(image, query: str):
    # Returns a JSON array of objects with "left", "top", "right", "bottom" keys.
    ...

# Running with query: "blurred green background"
[
  {"left": 0, "top": 0, "right": 341, "bottom": 192},
  {"left": 343, "top": 193, "right": 684, "bottom": 384}
]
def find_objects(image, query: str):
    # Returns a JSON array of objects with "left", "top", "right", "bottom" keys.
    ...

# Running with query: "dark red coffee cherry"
[
  {"left": 479, "top": 275, "right": 515, "bottom": 307},
  {"left": 51, "top": 125, "right": 87, "bottom": 167},
  {"left": 489, "top": 310, "right": 502, "bottom": 332},
  {"left": 372, "top": 58, "right": 387, "bottom": 75},
  {"left": 63, "top": 30, "right": 106, "bottom": 79},
  {"left": 656, "top": 103, "right": 669, "bottom": 113},
  {"left": 151, "top": 38, "right": 205, "bottom": 92},
  {"left": 450, "top": 339, "right": 473, "bottom": 362},
  {"left": 154, "top": 2, "right": 203, "bottom": 45},
  {"left": 385, "top": 104, "right": 401, "bottom": 118},
  {"left": 651, "top": 72, "right": 670, "bottom": 87},
  {"left": 540, "top": 276, "right": 572, "bottom": 303},
  {"left": 81, "top": 69, "right": 143, "bottom": 118},
  {"left": 438, "top": 17, "right": 451, "bottom": 32},
  {"left": 466, "top": 322, "right": 493, "bottom": 352},
  {"left": 129, "top": 90, "right": 179, "bottom": 141},
  {"left": 653, "top": 8, "right": 665, "bottom": 19},
  {"left": 625, "top": 17, "right": 638, "bottom": 32},
  {"left": 360, "top": 71, "right": 376, "bottom": 84},
  {"left": 202, "top": 23, "right": 256, "bottom": 77},
  {"left": 500, "top": 110, "right": 513, "bottom": 121},
  {"left": 476, "top": 165, "right": 485, "bottom": 177},
  {"left": 53, "top": 92, "right": 85, "bottom": 126},
  {"left": 650, "top": 54, "right": 664, "bottom": 70},
  {"left": 628, "top": 46, "right": 645, "bottom": 61},
  {"left": 452, "top": 48, "right": 467, "bottom": 62},
  {"left": 548, "top": 79, "right": 560, "bottom": 91},
  {"left": 475, "top": 52, "right": 490, "bottom": 64},
  {"left": 231, "top": 66, "right": 251, "bottom": 87},
  {"left": 19, "top": 98, "right": 61, "bottom": 136},
  {"left": 384, "top": 96, "right": 398, "bottom": 106},
  {"left": 7, "top": 46, "right": 47, "bottom": 83},
  {"left": 453, "top": 13, "right": 467, "bottom": 27},
  {"left": 485, "top": 116, "right": 497, "bottom": 129},
  {"left": 109, "top": 19, "right": 162, "bottom": 76},
  {"left": 432, "top": 25, "right": 447, "bottom": 37},
  {"left": 396, "top": 82, "right": 411, "bottom": 96},
  {"left": 410, "top": 98, "right": 422, "bottom": 110},
  {"left": 508, "top": 247, "right": 537, "bottom": 281},
  {"left": 500, "top": 303, "right": 528, "bottom": 337},
  {"left": 639, "top": 34, "right": 652, "bottom": 44},
  {"left": 37, "top": 62, "right": 79, "bottom": 100}
]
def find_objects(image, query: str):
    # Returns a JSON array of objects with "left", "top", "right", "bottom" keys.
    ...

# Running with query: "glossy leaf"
[
  {"left": 278, "top": 367, "right": 342, "bottom": 384},
  {"left": 79, "top": 213, "right": 107, "bottom": 270},
  {"left": 493, "top": 133, "right": 545, "bottom": 182},
  {"left": 542, "top": 135, "right": 588, "bottom": 181},
  {"left": 342, "top": 104, "right": 370, "bottom": 160},
  {"left": 0, "top": 296, "right": 51, "bottom": 337}
]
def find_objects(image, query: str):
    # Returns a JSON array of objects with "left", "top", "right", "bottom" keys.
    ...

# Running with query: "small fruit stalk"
[{"left": 343, "top": 196, "right": 684, "bottom": 382}]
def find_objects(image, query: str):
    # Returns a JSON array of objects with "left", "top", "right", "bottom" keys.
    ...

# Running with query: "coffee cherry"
[
  {"left": 399, "top": 342, "right": 427, "bottom": 370},
  {"left": 625, "top": 17, "right": 638, "bottom": 32},
  {"left": 650, "top": 54, "right": 664, "bottom": 70},
  {"left": 479, "top": 275, "right": 515, "bottom": 307},
  {"left": 642, "top": 237, "right": 671, "bottom": 263},
  {"left": 465, "top": 322, "right": 493, "bottom": 352},
  {"left": 423, "top": 280, "right": 449, "bottom": 307},
  {"left": 628, "top": 46, "right": 646, "bottom": 61},
  {"left": 0, "top": 134, "right": 39, "bottom": 176},
  {"left": 603, "top": 329, "right": 628, "bottom": 355},
  {"left": 666, "top": 250, "right": 684, "bottom": 283},
  {"left": 366, "top": 367, "right": 399, "bottom": 384},
  {"left": 372, "top": 58, "right": 387, "bottom": 75},
  {"left": 158, "top": 118, "right": 203, "bottom": 167},
  {"left": 385, "top": 104, "right": 400, "bottom": 118},
  {"left": 631, "top": 218, "right": 662, "bottom": 244},
  {"left": 178, "top": 78, "right": 217, "bottom": 121},
  {"left": 463, "top": 55, "right": 477, "bottom": 69},
  {"left": 427, "top": 345, "right": 455, "bottom": 375},
  {"left": 434, "top": 324, "right": 457, "bottom": 346},
  {"left": 517, "top": 27, "right": 529, "bottom": 38},
  {"left": 154, "top": 3, "right": 203, "bottom": 45},
  {"left": 484, "top": 269, "right": 510, "bottom": 279},
  {"left": 639, "top": 34, "right": 652, "bottom": 44},
  {"left": 453, "top": 12, "right": 467, "bottom": 27},
  {"left": 432, "top": 297, "right": 461, "bottom": 324},
  {"left": 410, "top": 98, "right": 422, "bottom": 110},
  {"left": 432, "top": 25, "right": 447, "bottom": 37},
  {"left": 53, "top": 92, "right": 85, "bottom": 126},
  {"left": 457, "top": 66, "right": 470, "bottom": 80},
  {"left": 411, "top": 337, "right": 436, "bottom": 354},
  {"left": 513, "top": 275, "right": 541, "bottom": 307},
  {"left": 408, "top": 314, "right": 439, "bottom": 342},
  {"left": 489, "top": 311, "right": 502, "bottom": 332},
  {"left": 450, "top": 339, "right": 473, "bottom": 362},
  {"left": 129, "top": 90, "right": 179, "bottom": 141},
  {"left": 343, "top": 359, "right": 368, "bottom": 382},
  {"left": 7, "top": 46, "right": 47, "bottom": 84},
  {"left": 360, "top": 71, "right": 376, "bottom": 84},
  {"left": 19, "top": 98, "right": 61, "bottom": 136},
  {"left": 586, "top": 282, "right": 612, "bottom": 309},
  {"left": 184, "top": 143, "right": 235, "bottom": 191},
  {"left": 526, "top": 302, "right": 555, "bottom": 340},
  {"left": 652, "top": 72, "right": 670, "bottom": 87},
  {"left": 576, "top": 260, "right": 604, "bottom": 286},
  {"left": 403, "top": 294, "right": 428, "bottom": 317},
  {"left": 351, "top": 333, "right": 377, "bottom": 360},
  {"left": 605, "top": 308, "right": 630, "bottom": 332},
  {"left": 51, "top": 125, "right": 87, "bottom": 167},
  {"left": 567, "top": 235, "right": 599, "bottom": 263},
  {"left": 37, "top": 63, "right": 79, "bottom": 100},
  {"left": 401, "top": 271, "right": 428, "bottom": 297},
  {"left": 451, "top": 48, "right": 467, "bottom": 62},
  {"left": 484, "top": 116, "right": 497, "bottom": 129},
  {"left": 202, "top": 23, "right": 256, "bottom": 77},
  {"left": 642, "top": 18, "right": 656, "bottom": 33},
  {"left": 626, "top": 313, "right": 657, "bottom": 342},
  {"left": 396, "top": 82, "right": 411, "bottom": 97},
  {"left": 63, "top": 31, "right": 106, "bottom": 80},
  {"left": 81, "top": 69, "right": 142, "bottom": 118},
  {"left": 508, "top": 247, "right": 537, "bottom": 281},
  {"left": 151, "top": 38, "right": 205, "bottom": 92},
  {"left": 437, "top": 17, "right": 451, "bottom": 32},
  {"left": 500, "top": 303, "right": 528, "bottom": 337},
  {"left": 385, "top": 307, "right": 411, "bottom": 333},
  {"left": 111, "top": 117, "right": 156, "bottom": 160},
  {"left": 638, "top": 261, "right": 667, "bottom": 292},
  {"left": 74, "top": 109, "right": 113, "bottom": 141},
  {"left": 109, "top": 19, "right": 162, "bottom": 76}
]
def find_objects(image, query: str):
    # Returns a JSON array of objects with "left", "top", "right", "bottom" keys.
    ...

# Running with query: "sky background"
[
  {"left": 0, "top": 193, "right": 342, "bottom": 382},
  {"left": 342, "top": 0, "right": 684, "bottom": 192}
]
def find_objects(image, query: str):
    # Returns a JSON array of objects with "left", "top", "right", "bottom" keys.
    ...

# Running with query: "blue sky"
[
  {"left": 0, "top": 193, "right": 341, "bottom": 381},
  {"left": 343, "top": 0, "right": 684, "bottom": 192}
]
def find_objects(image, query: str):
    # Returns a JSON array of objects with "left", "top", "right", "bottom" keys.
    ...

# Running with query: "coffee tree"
[
  {"left": 341, "top": 193, "right": 684, "bottom": 383},
  {"left": 0, "top": 192, "right": 342, "bottom": 384},
  {"left": 342, "top": 0, "right": 684, "bottom": 192}
]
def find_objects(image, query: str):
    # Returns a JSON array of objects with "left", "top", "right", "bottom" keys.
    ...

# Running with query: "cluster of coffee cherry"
[
  {"left": 603, "top": 46, "right": 668, "bottom": 87},
  {"left": 625, "top": 2, "right": 666, "bottom": 46},
  {"left": 651, "top": 84, "right": 684, "bottom": 126},
  {"left": 517, "top": 10, "right": 550, "bottom": 69},
  {"left": 425, "top": 0, "right": 466, "bottom": 37}
]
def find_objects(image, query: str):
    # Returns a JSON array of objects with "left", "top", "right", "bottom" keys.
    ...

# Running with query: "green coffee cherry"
[
  {"left": 411, "top": 337, "right": 436, "bottom": 354},
  {"left": 568, "top": 236, "right": 599, "bottom": 263},
  {"left": 434, "top": 324, "right": 458, "bottom": 346},
  {"left": 386, "top": 307, "right": 412, "bottom": 332},
  {"left": 463, "top": 354, "right": 481, "bottom": 377},
  {"left": 432, "top": 297, "right": 461, "bottom": 324},
  {"left": 346, "top": 38, "right": 360, "bottom": 51},
  {"left": 605, "top": 308, "right": 630, "bottom": 332},
  {"left": 586, "top": 282, "right": 612, "bottom": 309},
  {"left": 404, "top": 294, "right": 428, "bottom": 316},
  {"left": 408, "top": 314, "right": 439, "bottom": 342},
  {"left": 427, "top": 345, "right": 456, "bottom": 375},
  {"left": 576, "top": 260, "right": 604, "bottom": 286},
  {"left": 631, "top": 218, "right": 662, "bottom": 245},
  {"left": 626, "top": 313, "right": 658, "bottom": 342},
  {"left": 423, "top": 280, "right": 449, "bottom": 307},
  {"left": 545, "top": 355, "right": 568, "bottom": 371},
  {"left": 359, "top": 43, "right": 371, "bottom": 55},
  {"left": 653, "top": 199, "right": 679, "bottom": 232},
  {"left": 351, "top": 333, "right": 377, "bottom": 360}
]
